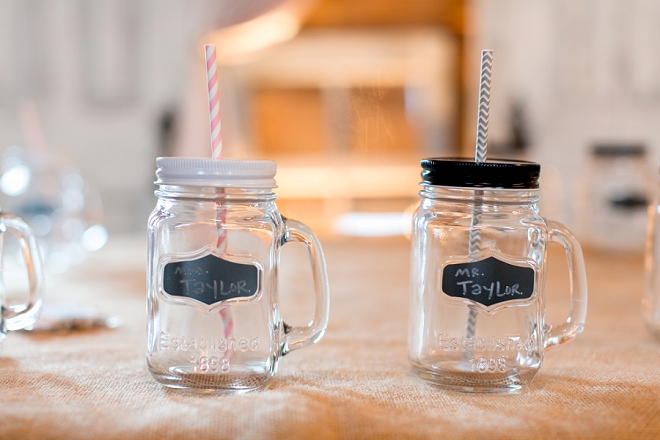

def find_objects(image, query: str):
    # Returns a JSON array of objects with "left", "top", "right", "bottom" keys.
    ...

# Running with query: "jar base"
[
  {"left": 149, "top": 364, "right": 271, "bottom": 394},
  {"left": 411, "top": 362, "right": 538, "bottom": 393}
]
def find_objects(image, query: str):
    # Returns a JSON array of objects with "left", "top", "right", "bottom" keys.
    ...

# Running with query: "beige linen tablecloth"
[{"left": 1, "top": 236, "right": 659, "bottom": 439}]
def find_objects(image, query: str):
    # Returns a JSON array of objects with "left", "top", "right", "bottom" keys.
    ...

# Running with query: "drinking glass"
[
  {"left": 409, "top": 158, "right": 588, "bottom": 392},
  {"left": 0, "top": 212, "right": 44, "bottom": 343},
  {"left": 147, "top": 158, "right": 330, "bottom": 393}
]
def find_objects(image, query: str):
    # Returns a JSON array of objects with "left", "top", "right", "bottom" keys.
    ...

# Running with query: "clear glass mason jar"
[
  {"left": 0, "top": 212, "right": 44, "bottom": 343},
  {"left": 576, "top": 144, "right": 652, "bottom": 253},
  {"left": 147, "top": 158, "right": 330, "bottom": 393},
  {"left": 644, "top": 178, "right": 660, "bottom": 338},
  {"left": 409, "top": 159, "right": 588, "bottom": 393}
]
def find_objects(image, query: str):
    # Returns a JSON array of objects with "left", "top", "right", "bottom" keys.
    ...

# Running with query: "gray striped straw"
[{"left": 466, "top": 50, "right": 493, "bottom": 342}]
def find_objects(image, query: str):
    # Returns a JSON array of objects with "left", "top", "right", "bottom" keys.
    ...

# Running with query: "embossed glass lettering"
[
  {"left": 437, "top": 334, "right": 537, "bottom": 353},
  {"left": 159, "top": 333, "right": 260, "bottom": 353}
]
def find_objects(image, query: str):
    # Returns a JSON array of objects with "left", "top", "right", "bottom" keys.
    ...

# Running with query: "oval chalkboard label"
[
  {"left": 441, "top": 256, "right": 535, "bottom": 308},
  {"left": 163, "top": 254, "right": 259, "bottom": 306}
]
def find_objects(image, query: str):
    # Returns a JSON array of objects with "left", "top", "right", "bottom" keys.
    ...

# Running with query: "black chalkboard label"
[
  {"left": 163, "top": 254, "right": 259, "bottom": 306},
  {"left": 442, "top": 257, "right": 535, "bottom": 308}
]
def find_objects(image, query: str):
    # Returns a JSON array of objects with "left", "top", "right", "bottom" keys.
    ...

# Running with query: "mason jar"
[
  {"left": 409, "top": 158, "right": 587, "bottom": 393},
  {"left": 644, "top": 169, "right": 660, "bottom": 338},
  {"left": 147, "top": 157, "right": 329, "bottom": 393},
  {"left": 576, "top": 144, "right": 652, "bottom": 253}
]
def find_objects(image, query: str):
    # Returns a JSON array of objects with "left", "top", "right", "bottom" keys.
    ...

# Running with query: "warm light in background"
[
  {"left": 202, "top": 9, "right": 302, "bottom": 63},
  {"left": 198, "top": 26, "right": 456, "bottom": 238}
]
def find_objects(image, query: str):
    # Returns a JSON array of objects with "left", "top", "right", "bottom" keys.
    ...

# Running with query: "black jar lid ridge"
[{"left": 421, "top": 158, "right": 541, "bottom": 189}]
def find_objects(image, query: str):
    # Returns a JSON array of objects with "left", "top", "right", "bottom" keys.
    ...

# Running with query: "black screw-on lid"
[{"left": 421, "top": 158, "right": 541, "bottom": 189}]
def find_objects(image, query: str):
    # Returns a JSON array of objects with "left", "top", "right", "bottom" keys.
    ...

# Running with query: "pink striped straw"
[
  {"left": 205, "top": 44, "right": 222, "bottom": 160},
  {"left": 204, "top": 44, "right": 231, "bottom": 340},
  {"left": 204, "top": 44, "right": 227, "bottom": 248}
]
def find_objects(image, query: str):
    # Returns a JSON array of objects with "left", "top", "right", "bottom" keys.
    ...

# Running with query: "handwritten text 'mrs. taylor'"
[{"left": 178, "top": 279, "right": 251, "bottom": 299}]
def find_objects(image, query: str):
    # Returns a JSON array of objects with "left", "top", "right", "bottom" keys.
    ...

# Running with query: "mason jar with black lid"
[{"left": 408, "top": 158, "right": 588, "bottom": 393}]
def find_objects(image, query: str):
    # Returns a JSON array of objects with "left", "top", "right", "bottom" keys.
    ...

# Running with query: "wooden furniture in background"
[{"left": 221, "top": 1, "right": 466, "bottom": 236}]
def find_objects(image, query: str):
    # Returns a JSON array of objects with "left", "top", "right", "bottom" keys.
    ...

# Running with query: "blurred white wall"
[
  {"left": 0, "top": 0, "right": 318, "bottom": 234},
  {"left": 0, "top": 0, "right": 207, "bottom": 233},
  {"left": 468, "top": 0, "right": 660, "bottom": 227},
  {"left": 4, "top": 0, "right": 659, "bottom": 236}
]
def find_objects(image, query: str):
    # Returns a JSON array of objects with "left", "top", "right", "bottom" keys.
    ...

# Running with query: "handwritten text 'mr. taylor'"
[{"left": 452, "top": 268, "right": 525, "bottom": 301}]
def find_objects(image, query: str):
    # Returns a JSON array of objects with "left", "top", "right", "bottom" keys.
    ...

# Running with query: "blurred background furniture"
[
  {"left": 2, "top": 0, "right": 659, "bottom": 241},
  {"left": 0, "top": 0, "right": 464, "bottom": 239}
]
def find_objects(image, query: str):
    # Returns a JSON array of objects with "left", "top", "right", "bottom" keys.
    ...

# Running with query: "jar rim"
[{"left": 419, "top": 185, "right": 540, "bottom": 204}]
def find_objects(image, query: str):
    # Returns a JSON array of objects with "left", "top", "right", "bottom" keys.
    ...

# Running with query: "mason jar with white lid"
[{"left": 147, "top": 157, "right": 330, "bottom": 393}]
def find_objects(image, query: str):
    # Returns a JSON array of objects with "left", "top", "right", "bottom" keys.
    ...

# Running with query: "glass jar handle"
[
  {"left": 544, "top": 220, "right": 588, "bottom": 349},
  {"left": 280, "top": 217, "right": 330, "bottom": 355},
  {"left": 1, "top": 214, "right": 45, "bottom": 331}
]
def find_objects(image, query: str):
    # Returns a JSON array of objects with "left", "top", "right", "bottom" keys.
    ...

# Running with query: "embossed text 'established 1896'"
[
  {"left": 438, "top": 334, "right": 537, "bottom": 353},
  {"left": 159, "top": 332, "right": 260, "bottom": 352}
]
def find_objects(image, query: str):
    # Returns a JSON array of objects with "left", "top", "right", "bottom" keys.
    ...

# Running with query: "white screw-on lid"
[{"left": 155, "top": 157, "right": 277, "bottom": 188}]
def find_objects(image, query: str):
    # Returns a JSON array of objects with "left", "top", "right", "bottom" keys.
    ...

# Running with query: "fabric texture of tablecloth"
[{"left": 1, "top": 237, "right": 659, "bottom": 439}]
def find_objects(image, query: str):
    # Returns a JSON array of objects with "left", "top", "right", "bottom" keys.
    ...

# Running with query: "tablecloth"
[{"left": 1, "top": 236, "right": 659, "bottom": 439}]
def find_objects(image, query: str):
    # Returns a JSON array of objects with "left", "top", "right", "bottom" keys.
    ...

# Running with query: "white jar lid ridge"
[{"left": 155, "top": 157, "right": 277, "bottom": 188}]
